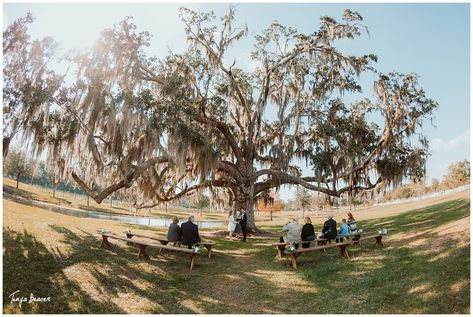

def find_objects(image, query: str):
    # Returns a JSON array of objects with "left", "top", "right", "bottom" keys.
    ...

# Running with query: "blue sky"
[{"left": 3, "top": 3, "right": 470, "bottom": 201}]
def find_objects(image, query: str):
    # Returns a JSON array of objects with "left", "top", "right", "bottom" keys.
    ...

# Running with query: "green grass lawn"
[{"left": 3, "top": 197, "right": 470, "bottom": 313}]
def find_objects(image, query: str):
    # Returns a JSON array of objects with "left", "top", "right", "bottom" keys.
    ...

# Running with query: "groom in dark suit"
[
  {"left": 180, "top": 215, "right": 201, "bottom": 249},
  {"left": 240, "top": 210, "right": 248, "bottom": 242}
]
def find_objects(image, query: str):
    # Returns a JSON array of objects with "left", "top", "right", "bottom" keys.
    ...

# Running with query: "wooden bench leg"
[
  {"left": 374, "top": 236, "right": 384, "bottom": 248},
  {"left": 204, "top": 245, "right": 212, "bottom": 259},
  {"left": 100, "top": 236, "right": 111, "bottom": 248},
  {"left": 189, "top": 254, "right": 196, "bottom": 271},
  {"left": 158, "top": 241, "right": 169, "bottom": 253},
  {"left": 317, "top": 240, "right": 327, "bottom": 252},
  {"left": 137, "top": 245, "right": 150, "bottom": 260},
  {"left": 339, "top": 244, "right": 349, "bottom": 258},
  {"left": 276, "top": 246, "right": 284, "bottom": 258},
  {"left": 289, "top": 253, "right": 298, "bottom": 270}
]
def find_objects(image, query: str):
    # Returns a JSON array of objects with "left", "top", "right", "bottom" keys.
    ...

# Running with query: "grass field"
[{"left": 3, "top": 187, "right": 470, "bottom": 313}]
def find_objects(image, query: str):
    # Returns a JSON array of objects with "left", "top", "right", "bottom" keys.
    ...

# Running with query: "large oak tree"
[{"left": 4, "top": 8, "right": 437, "bottom": 231}]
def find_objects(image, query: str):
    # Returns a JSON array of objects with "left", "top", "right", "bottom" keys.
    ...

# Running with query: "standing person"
[
  {"left": 180, "top": 215, "right": 201, "bottom": 249},
  {"left": 167, "top": 216, "right": 181, "bottom": 246},
  {"left": 347, "top": 212, "right": 358, "bottom": 234},
  {"left": 227, "top": 211, "right": 238, "bottom": 240},
  {"left": 317, "top": 214, "right": 337, "bottom": 240},
  {"left": 234, "top": 211, "right": 242, "bottom": 238},
  {"left": 280, "top": 218, "right": 302, "bottom": 249},
  {"left": 239, "top": 209, "right": 248, "bottom": 242},
  {"left": 301, "top": 217, "right": 315, "bottom": 248}
]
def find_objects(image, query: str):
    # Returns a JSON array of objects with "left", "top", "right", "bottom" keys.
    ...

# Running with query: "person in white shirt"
[
  {"left": 227, "top": 211, "right": 238, "bottom": 240},
  {"left": 280, "top": 218, "right": 302, "bottom": 249}
]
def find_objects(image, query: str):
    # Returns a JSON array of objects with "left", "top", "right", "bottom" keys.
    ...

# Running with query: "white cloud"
[{"left": 430, "top": 129, "right": 469, "bottom": 152}]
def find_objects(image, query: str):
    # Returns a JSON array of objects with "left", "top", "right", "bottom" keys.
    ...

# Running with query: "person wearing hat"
[{"left": 317, "top": 213, "right": 337, "bottom": 240}]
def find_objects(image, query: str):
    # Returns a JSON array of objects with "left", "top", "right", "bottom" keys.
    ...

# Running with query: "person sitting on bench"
[
  {"left": 167, "top": 216, "right": 181, "bottom": 246},
  {"left": 347, "top": 212, "right": 358, "bottom": 234},
  {"left": 280, "top": 218, "right": 302, "bottom": 249},
  {"left": 181, "top": 215, "right": 201, "bottom": 249},
  {"left": 317, "top": 213, "right": 337, "bottom": 240},
  {"left": 301, "top": 217, "right": 315, "bottom": 248},
  {"left": 336, "top": 219, "right": 350, "bottom": 243}
]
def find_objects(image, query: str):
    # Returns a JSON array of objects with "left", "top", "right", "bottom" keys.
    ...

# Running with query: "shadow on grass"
[
  {"left": 3, "top": 228, "right": 125, "bottom": 313},
  {"left": 3, "top": 225, "right": 216, "bottom": 313},
  {"left": 3, "top": 223, "right": 293, "bottom": 313}
]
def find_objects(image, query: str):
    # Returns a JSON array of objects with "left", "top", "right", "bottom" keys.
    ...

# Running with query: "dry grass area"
[
  {"left": 4, "top": 176, "right": 469, "bottom": 226},
  {"left": 3, "top": 177, "right": 211, "bottom": 219},
  {"left": 3, "top": 187, "right": 470, "bottom": 313}
]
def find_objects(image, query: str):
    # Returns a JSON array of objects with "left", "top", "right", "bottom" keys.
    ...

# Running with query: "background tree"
[
  {"left": 429, "top": 177, "right": 440, "bottom": 192},
  {"left": 195, "top": 194, "right": 210, "bottom": 209},
  {"left": 442, "top": 160, "right": 470, "bottom": 189},
  {"left": 6, "top": 8, "right": 438, "bottom": 231},
  {"left": 43, "top": 162, "right": 61, "bottom": 198},
  {"left": 257, "top": 190, "right": 284, "bottom": 221},
  {"left": 295, "top": 187, "right": 312, "bottom": 218},
  {"left": 5, "top": 150, "right": 33, "bottom": 189}
]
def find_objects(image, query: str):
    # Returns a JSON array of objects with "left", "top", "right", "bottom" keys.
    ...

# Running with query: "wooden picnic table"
[
  {"left": 124, "top": 231, "right": 216, "bottom": 258},
  {"left": 100, "top": 232, "right": 201, "bottom": 271},
  {"left": 283, "top": 233, "right": 387, "bottom": 270},
  {"left": 271, "top": 238, "right": 329, "bottom": 257}
]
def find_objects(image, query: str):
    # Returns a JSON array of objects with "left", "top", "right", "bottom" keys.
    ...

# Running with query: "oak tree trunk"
[{"left": 233, "top": 182, "right": 257, "bottom": 232}]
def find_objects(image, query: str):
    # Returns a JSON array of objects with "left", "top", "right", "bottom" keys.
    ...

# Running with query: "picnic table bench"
[
  {"left": 284, "top": 233, "right": 386, "bottom": 270},
  {"left": 271, "top": 238, "right": 329, "bottom": 257},
  {"left": 100, "top": 232, "right": 202, "bottom": 271},
  {"left": 123, "top": 231, "right": 216, "bottom": 259}
]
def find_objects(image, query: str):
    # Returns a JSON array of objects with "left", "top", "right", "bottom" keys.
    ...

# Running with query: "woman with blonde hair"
[
  {"left": 301, "top": 217, "right": 315, "bottom": 248},
  {"left": 167, "top": 216, "right": 181, "bottom": 246}
]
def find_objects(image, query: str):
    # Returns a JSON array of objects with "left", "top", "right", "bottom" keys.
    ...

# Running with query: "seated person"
[
  {"left": 280, "top": 218, "right": 302, "bottom": 249},
  {"left": 347, "top": 212, "right": 358, "bottom": 234},
  {"left": 317, "top": 214, "right": 337, "bottom": 240},
  {"left": 180, "top": 215, "right": 201, "bottom": 249},
  {"left": 336, "top": 218, "right": 350, "bottom": 243},
  {"left": 167, "top": 216, "right": 181, "bottom": 246},
  {"left": 301, "top": 217, "right": 315, "bottom": 248}
]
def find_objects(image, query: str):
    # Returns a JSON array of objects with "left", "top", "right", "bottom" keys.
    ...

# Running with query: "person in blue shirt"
[{"left": 337, "top": 219, "right": 350, "bottom": 243}]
